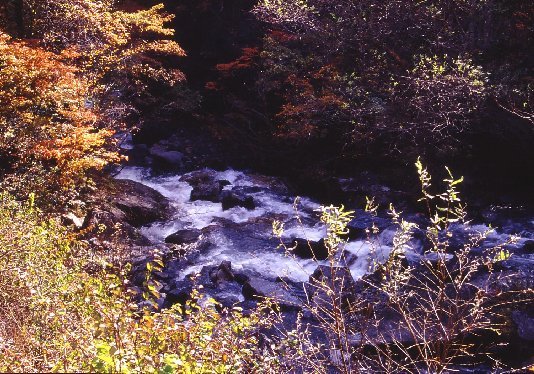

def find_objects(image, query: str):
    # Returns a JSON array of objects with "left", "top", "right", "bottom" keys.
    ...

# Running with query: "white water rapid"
[{"left": 115, "top": 166, "right": 395, "bottom": 282}]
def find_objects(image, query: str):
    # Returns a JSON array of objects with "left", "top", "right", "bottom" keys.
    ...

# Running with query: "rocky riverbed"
[{"left": 88, "top": 129, "right": 534, "bottom": 368}]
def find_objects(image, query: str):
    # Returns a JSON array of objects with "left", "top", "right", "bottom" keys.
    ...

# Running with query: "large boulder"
[
  {"left": 82, "top": 208, "right": 153, "bottom": 250},
  {"left": 112, "top": 179, "right": 172, "bottom": 227},
  {"left": 181, "top": 170, "right": 230, "bottom": 202},
  {"left": 220, "top": 189, "right": 255, "bottom": 210},
  {"left": 242, "top": 276, "right": 301, "bottom": 310},
  {"left": 291, "top": 238, "right": 329, "bottom": 260},
  {"left": 309, "top": 266, "right": 356, "bottom": 303},
  {"left": 165, "top": 228, "right": 202, "bottom": 245},
  {"left": 149, "top": 143, "right": 184, "bottom": 170}
]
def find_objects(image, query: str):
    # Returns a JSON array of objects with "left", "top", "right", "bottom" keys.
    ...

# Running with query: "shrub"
[
  {"left": 272, "top": 160, "right": 526, "bottom": 372},
  {"left": 25, "top": 0, "right": 191, "bottom": 128},
  {"left": 0, "top": 193, "right": 281, "bottom": 373},
  {"left": 392, "top": 56, "right": 487, "bottom": 153},
  {"left": 252, "top": 0, "right": 532, "bottom": 161},
  {"left": 85, "top": 257, "right": 281, "bottom": 373},
  {"left": 0, "top": 192, "right": 90, "bottom": 371},
  {"left": 0, "top": 161, "right": 528, "bottom": 372}
]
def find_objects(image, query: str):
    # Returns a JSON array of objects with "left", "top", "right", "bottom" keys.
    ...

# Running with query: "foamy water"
[
  {"left": 115, "top": 166, "right": 391, "bottom": 282},
  {"left": 115, "top": 166, "right": 530, "bottom": 283}
]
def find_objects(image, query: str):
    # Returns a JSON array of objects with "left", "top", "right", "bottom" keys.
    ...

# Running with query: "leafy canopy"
[{"left": 0, "top": 32, "right": 120, "bottom": 194}]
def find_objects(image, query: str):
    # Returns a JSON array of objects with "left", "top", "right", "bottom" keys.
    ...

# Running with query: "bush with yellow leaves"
[{"left": 0, "top": 191, "right": 283, "bottom": 373}]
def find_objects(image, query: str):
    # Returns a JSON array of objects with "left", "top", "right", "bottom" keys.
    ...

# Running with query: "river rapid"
[
  {"left": 115, "top": 138, "right": 533, "bottom": 308},
  {"left": 115, "top": 166, "right": 391, "bottom": 283}
]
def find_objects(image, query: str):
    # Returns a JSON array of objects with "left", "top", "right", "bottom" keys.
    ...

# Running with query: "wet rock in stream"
[
  {"left": 520, "top": 240, "right": 534, "bottom": 254},
  {"left": 165, "top": 228, "right": 202, "bottom": 245},
  {"left": 190, "top": 181, "right": 226, "bottom": 202},
  {"left": 149, "top": 143, "right": 185, "bottom": 171},
  {"left": 291, "top": 238, "right": 328, "bottom": 260},
  {"left": 307, "top": 266, "right": 357, "bottom": 309},
  {"left": 111, "top": 179, "right": 173, "bottom": 227},
  {"left": 209, "top": 260, "right": 234, "bottom": 283},
  {"left": 512, "top": 310, "right": 534, "bottom": 341},
  {"left": 346, "top": 210, "right": 394, "bottom": 240},
  {"left": 242, "top": 276, "right": 302, "bottom": 311},
  {"left": 179, "top": 169, "right": 228, "bottom": 202},
  {"left": 221, "top": 189, "right": 255, "bottom": 210},
  {"left": 162, "top": 261, "right": 243, "bottom": 309}
]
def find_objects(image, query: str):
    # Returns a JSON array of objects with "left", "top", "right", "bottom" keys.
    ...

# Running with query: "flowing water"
[
  {"left": 115, "top": 166, "right": 397, "bottom": 283},
  {"left": 116, "top": 164, "right": 533, "bottom": 289}
]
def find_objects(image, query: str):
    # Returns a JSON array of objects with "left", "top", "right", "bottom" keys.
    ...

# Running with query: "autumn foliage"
[
  {"left": 26, "top": 0, "right": 188, "bottom": 128},
  {"left": 0, "top": 32, "right": 120, "bottom": 196},
  {"left": 0, "top": 1, "right": 189, "bottom": 201},
  {"left": 249, "top": 0, "right": 534, "bottom": 159},
  {"left": 29, "top": 2, "right": 184, "bottom": 77}
]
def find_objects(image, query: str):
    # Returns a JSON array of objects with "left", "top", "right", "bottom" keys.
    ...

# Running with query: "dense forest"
[{"left": 0, "top": 0, "right": 533, "bottom": 372}]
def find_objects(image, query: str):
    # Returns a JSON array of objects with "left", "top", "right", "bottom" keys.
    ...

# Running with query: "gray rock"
[
  {"left": 335, "top": 176, "right": 409, "bottom": 207},
  {"left": 242, "top": 276, "right": 301, "bottom": 310},
  {"left": 499, "top": 256, "right": 534, "bottom": 273},
  {"left": 180, "top": 169, "right": 217, "bottom": 186},
  {"left": 421, "top": 252, "right": 455, "bottom": 265},
  {"left": 166, "top": 285, "right": 192, "bottom": 306},
  {"left": 82, "top": 208, "right": 152, "bottom": 248},
  {"left": 126, "top": 144, "right": 149, "bottom": 165},
  {"left": 234, "top": 272, "right": 250, "bottom": 284},
  {"left": 346, "top": 211, "right": 393, "bottom": 240},
  {"left": 247, "top": 174, "right": 289, "bottom": 195},
  {"left": 165, "top": 228, "right": 202, "bottom": 245},
  {"left": 485, "top": 256, "right": 534, "bottom": 293},
  {"left": 214, "top": 289, "right": 242, "bottom": 309},
  {"left": 149, "top": 144, "right": 184, "bottom": 169},
  {"left": 221, "top": 189, "right": 255, "bottom": 210},
  {"left": 309, "top": 266, "right": 356, "bottom": 300},
  {"left": 521, "top": 240, "right": 534, "bottom": 254},
  {"left": 209, "top": 260, "right": 234, "bottom": 284},
  {"left": 180, "top": 170, "right": 231, "bottom": 202},
  {"left": 190, "top": 182, "right": 224, "bottom": 202},
  {"left": 112, "top": 179, "right": 172, "bottom": 227},
  {"left": 291, "top": 238, "right": 328, "bottom": 260}
]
